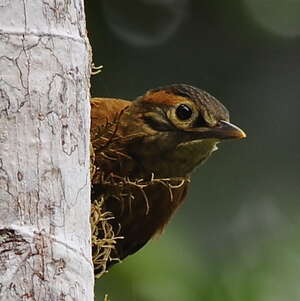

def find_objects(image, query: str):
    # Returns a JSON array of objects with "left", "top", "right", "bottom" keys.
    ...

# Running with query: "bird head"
[{"left": 122, "top": 84, "right": 246, "bottom": 177}]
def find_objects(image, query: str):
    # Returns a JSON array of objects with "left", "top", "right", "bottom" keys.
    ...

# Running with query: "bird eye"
[{"left": 175, "top": 104, "right": 193, "bottom": 120}]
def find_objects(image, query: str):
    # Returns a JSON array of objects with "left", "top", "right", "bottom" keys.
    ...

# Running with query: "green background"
[{"left": 86, "top": 1, "right": 300, "bottom": 300}]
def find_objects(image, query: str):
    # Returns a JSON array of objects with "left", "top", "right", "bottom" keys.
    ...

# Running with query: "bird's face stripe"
[{"left": 141, "top": 90, "right": 188, "bottom": 107}]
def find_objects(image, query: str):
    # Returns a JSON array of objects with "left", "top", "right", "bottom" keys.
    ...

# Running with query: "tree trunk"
[{"left": 0, "top": 1, "right": 93, "bottom": 300}]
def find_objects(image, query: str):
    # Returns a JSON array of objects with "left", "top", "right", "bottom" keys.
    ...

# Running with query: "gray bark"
[{"left": 0, "top": 1, "right": 93, "bottom": 300}]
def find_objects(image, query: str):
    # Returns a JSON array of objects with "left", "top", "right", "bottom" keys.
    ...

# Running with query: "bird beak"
[
  {"left": 184, "top": 120, "right": 246, "bottom": 140},
  {"left": 210, "top": 120, "right": 246, "bottom": 140},
  {"left": 181, "top": 120, "right": 246, "bottom": 140}
]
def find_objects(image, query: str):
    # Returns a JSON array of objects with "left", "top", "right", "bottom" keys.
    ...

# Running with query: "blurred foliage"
[
  {"left": 86, "top": 0, "right": 300, "bottom": 300},
  {"left": 96, "top": 226, "right": 300, "bottom": 301}
]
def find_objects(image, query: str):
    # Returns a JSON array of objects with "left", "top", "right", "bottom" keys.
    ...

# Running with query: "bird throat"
[
  {"left": 134, "top": 137, "right": 219, "bottom": 178},
  {"left": 171, "top": 138, "right": 219, "bottom": 176}
]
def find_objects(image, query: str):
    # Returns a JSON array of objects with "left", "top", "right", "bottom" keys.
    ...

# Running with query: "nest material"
[
  {"left": 90, "top": 196, "right": 121, "bottom": 278},
  {"left": 90, "top": 119, "right": 125, "bottom": 278},
  {"left": 90, "top": 118, "right": 189, "bottom": 278}
]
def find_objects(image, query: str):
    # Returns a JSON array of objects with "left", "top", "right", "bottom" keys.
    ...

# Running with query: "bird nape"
[{"left": 90, "top": 83, "right": 246, "bottom": 275}]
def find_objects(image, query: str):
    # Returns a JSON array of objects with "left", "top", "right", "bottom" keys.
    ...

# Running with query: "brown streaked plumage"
[{"left": 91, "top": 84, "right": 246, "bottom": 270}]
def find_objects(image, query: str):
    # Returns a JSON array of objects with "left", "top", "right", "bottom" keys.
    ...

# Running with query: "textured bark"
[{"left": 0, "top": 1, "right": 93, "bottom": 300}]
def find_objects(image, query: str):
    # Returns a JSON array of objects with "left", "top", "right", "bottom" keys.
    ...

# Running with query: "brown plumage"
[{"left": 91, "top": 84, "right": 245, "bottom": 270}]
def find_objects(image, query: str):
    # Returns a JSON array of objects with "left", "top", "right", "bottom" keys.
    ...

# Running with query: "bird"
[{"left": 90, "top": 84, "right": 246, "bottom": 272}]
